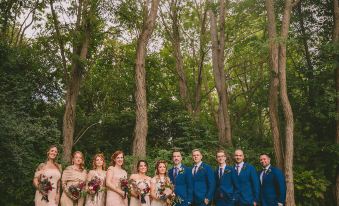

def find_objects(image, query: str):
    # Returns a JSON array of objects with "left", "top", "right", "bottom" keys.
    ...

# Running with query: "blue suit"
[
  {"left": 192, "top": 162, "right": 216, "bottom": 206},
  {"left": 234, "top": 163, "right": 260, "bottom": 206},
  {"left": 168, "top": 164, "right": 193, "bottom": 206},
  {"left": 214, "top": 166, "right": 239, "bottom": 206},
  {"left": 258, "top": 166, "right": 286, "bottom": 206}
]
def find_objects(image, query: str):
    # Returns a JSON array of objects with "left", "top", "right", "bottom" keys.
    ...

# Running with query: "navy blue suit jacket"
[
  {"left": 168, "top": 164, "right": 193, "bottom": 206},
  {"left": 258, "top": 166, "right": 286, "bottom": 206},
  {"left": 192, "top": 162, "right": 216, "bottom": 204},
  {"left": 234, "top": 163, "right": 260, "bottom": 205},
  {"left": 214, "top": 165, "right": 239, "bottom": 205}
]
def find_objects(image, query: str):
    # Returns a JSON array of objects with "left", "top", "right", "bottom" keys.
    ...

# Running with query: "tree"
[
  {"left": 265, "top": 0, "right": 284, "bottom": 170},
  {"left": 265, "top": 0, "right": 300, "bottom": 205},
  {"left": 132, "top": 0, "right": 160, "bottom": 162},
  {"left": 208, "top": 0, "right": 233, "bottom": 147},
  {"left": 334, "top": 0, "right": 339, "bottom": 205},
  {"left": 60, "top": 0, "right": 98, "bottom": 162}
]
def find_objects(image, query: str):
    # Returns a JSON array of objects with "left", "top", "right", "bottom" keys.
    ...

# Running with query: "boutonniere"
[
  {"left": 224, "top": 169, "right": 231, "bottom": 174},
  {"left": 178, "top": 167, "right": 185, "bottom": 174},
  {"left": 266, "top": 168, "right": 272, "bottom": 174},
  {"left": 198, "top": 166, "right": 204, "bottom": 171},
  {"left": 242, "top": 165, "right": 247, "bottom": 171}
]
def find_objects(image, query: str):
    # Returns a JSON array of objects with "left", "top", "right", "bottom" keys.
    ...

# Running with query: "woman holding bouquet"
[
  {"left": 129, "top": 160, "right": 152, "bottom": 206},
  {"left": 33, "top": 145, "right": 62, "bottom": 206},
  {"left": 60, "top": 151, "right": 87, "bottom": 206},
  {"left": 85, "top": 153, "right": 106, "bottom": 206},
  {"left": 150, "top": 160, "right": 174, "bottom": 206},
  {"left": 106, "top": 150, "right": 128, "bottom": 206}
]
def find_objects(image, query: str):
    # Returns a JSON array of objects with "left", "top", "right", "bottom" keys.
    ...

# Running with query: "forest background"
[{"left": 0, "top": 0, "right": 338, "bottom": 205}]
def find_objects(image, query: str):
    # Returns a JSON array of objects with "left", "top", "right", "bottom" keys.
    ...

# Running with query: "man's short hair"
[
  {"left": 216, "top": 149, "right": 226, "bottom": 156},
  {"left": 259, "top": 153, "right": 271, "bottom": 158},
  {"left": 192, "top": 148, "right": 201, "bottom": 154}
]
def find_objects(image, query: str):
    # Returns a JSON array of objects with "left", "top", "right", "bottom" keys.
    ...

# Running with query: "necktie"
[
  {"left": 236, "top": 165, "right": 240, "bottom": 175},
  {"left": 193, "top": 165, "right": 198, "bottom": 175},
  {"left": 174, "top": 167, "right": 178, "bottom": 179},
  {"left": 219, "top": 167, "right": 223, "bottom": 179},
  {"left": 260, "top": 169, "right": 266, "bottom": 184}
]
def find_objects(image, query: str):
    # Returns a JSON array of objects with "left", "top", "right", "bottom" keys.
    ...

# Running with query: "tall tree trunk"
[
  {"left": 193, "top": 6, "right": 208, "bottom": 119},
  {"left": 265, "top": 0, "right": 299, "bottom": 204},
  {"left": 265, "top": 0, "right": 284, "bottom": 170},
  {"left": 170, "top": 0, "right": 193, "bottom": 114},
  {"left": 208, "top": 0, "right": 232, "bottom": 147},
  {"left": 279, "top": 0, "right": 299, "bottom": 205},
  {"left": 333, "top": 0, "right": 339, "bottom": 205},
  {"left": 133, "top": 0, "right": 160, "bottom": 162},
  {"left": 62, "top": 0, "right": 91, "bottom": 163}
]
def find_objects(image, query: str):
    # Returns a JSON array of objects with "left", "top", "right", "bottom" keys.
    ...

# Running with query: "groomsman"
[
  {"left": 191, "top": 149, "right": 215, "bottom": 206},
  {"left": 168, "top": 150, "right": 193, "bottom": 206},
  {"left": 258, "top": 153, "right": 286, "bottom": 206},
  {"left": 234, "top": 149, "right": 260, "bottom": 206},
  {"left": 214, "top": 149, "right": 239, "bottom": 206}
]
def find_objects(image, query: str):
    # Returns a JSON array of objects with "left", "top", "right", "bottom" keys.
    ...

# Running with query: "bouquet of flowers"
[
  {"left": 132, "top": 180, "right": 150, "bottom": 204},
  {"left": 120, "top": 177, "right": 129, "bottom": 199},
  {"left": 158, "top": 180, "right": 175, "bottom": 206},
  {"left": 68, "top": 182, "right": 85, "bottom": 206},
  {"left": 39, "top": 175, "right": 54, "bottom": 202},
  {"left": 87, "top": 176, "right": 103, "bottom": 201}
]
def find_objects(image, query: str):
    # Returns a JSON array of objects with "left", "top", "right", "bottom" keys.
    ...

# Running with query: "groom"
[{"left": 168, "top": 150, "right": 193, "bottom": 206}]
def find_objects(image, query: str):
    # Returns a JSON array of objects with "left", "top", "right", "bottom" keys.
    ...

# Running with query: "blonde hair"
[
  {"left": 46, "top": 145, "right": 61, "bottom": 172},
  {"left": 110, "top": 150, "right": 124, "bottom": 167},
  {"left": 72, "top": 151, "right": 85, "bottom": 171},
  {"left": 92, "top": 153, "right": 106, "bottom": 170},
  {"left": 192, "top": 148, "right": 202, "bottom": 154},
  {"left": 216, "top": 149, "right": 232, "bottom": 165}
]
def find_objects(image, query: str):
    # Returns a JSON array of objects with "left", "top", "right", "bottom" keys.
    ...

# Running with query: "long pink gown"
[
  {"left": 105, "top": 166, "right": 128, "bottom": 206},
  {"left": 85, "top": 170, "right": 106, "bottom": 206},
  {"left": 60, "top": 165, "right": 87, "bottom": 206},
  {"left": 129, "top": 176, "right": 151, "bottom": 206},
  {"left": 34, "top": 163, "right": 62, "bottom": 206},
  {"left": 150, "top": 176, "right": 172, "bottom": 206}
]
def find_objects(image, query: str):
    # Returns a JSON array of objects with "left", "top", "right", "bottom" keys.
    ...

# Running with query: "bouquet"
[
  {"left": 158, "top": 180, "right": 175, "bottom": 206},
  {"left": 131, "top": 180, "right": 150, "bottom": 204},
  {"left": 68, "top": 182, "right": 85, "bottom": 206},
  {"left": 120, "top": 177, "right": 129, "bottom": 199},
  {"left": 39, "top": 175, "right": 54, "bottom": 202},
  {"left": 87, "top": 176, "right": 103, "bottom": 201}
]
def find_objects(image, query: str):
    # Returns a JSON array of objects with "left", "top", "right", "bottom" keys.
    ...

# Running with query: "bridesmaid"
[
  {"left": 106, "top": 150, "right": 128, "bottom": 206},
  {"left": 60, "top": 151, "right": 87, "bottom": 206},
  {"left": 33, "top": 145, "right": 62, "bottom": 206},
  {"left": 129, "top": 160, "right": 152, "bottom": 206},
  {"left": 85, "top": 153, "right": 106, "bottom": 206},
  {"left": 150, "top": 160, "right": 173, "bottom": 206}
]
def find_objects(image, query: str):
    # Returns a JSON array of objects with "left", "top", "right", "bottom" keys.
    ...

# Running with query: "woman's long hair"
[
  {"left": 110, "top": 150, "right": 124, "bottom": 167},
  {"left": 92, "top": 153, "right": 106, "bottom": 170},
  {"left": 46, "top": 145, "right": 61, "bottom": 172},
  {"left": 72, "top": 151, "right": 85, "bottom": 171},
  {"left": 155, "top": 160, "right": 168, "bottom": 176}
]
